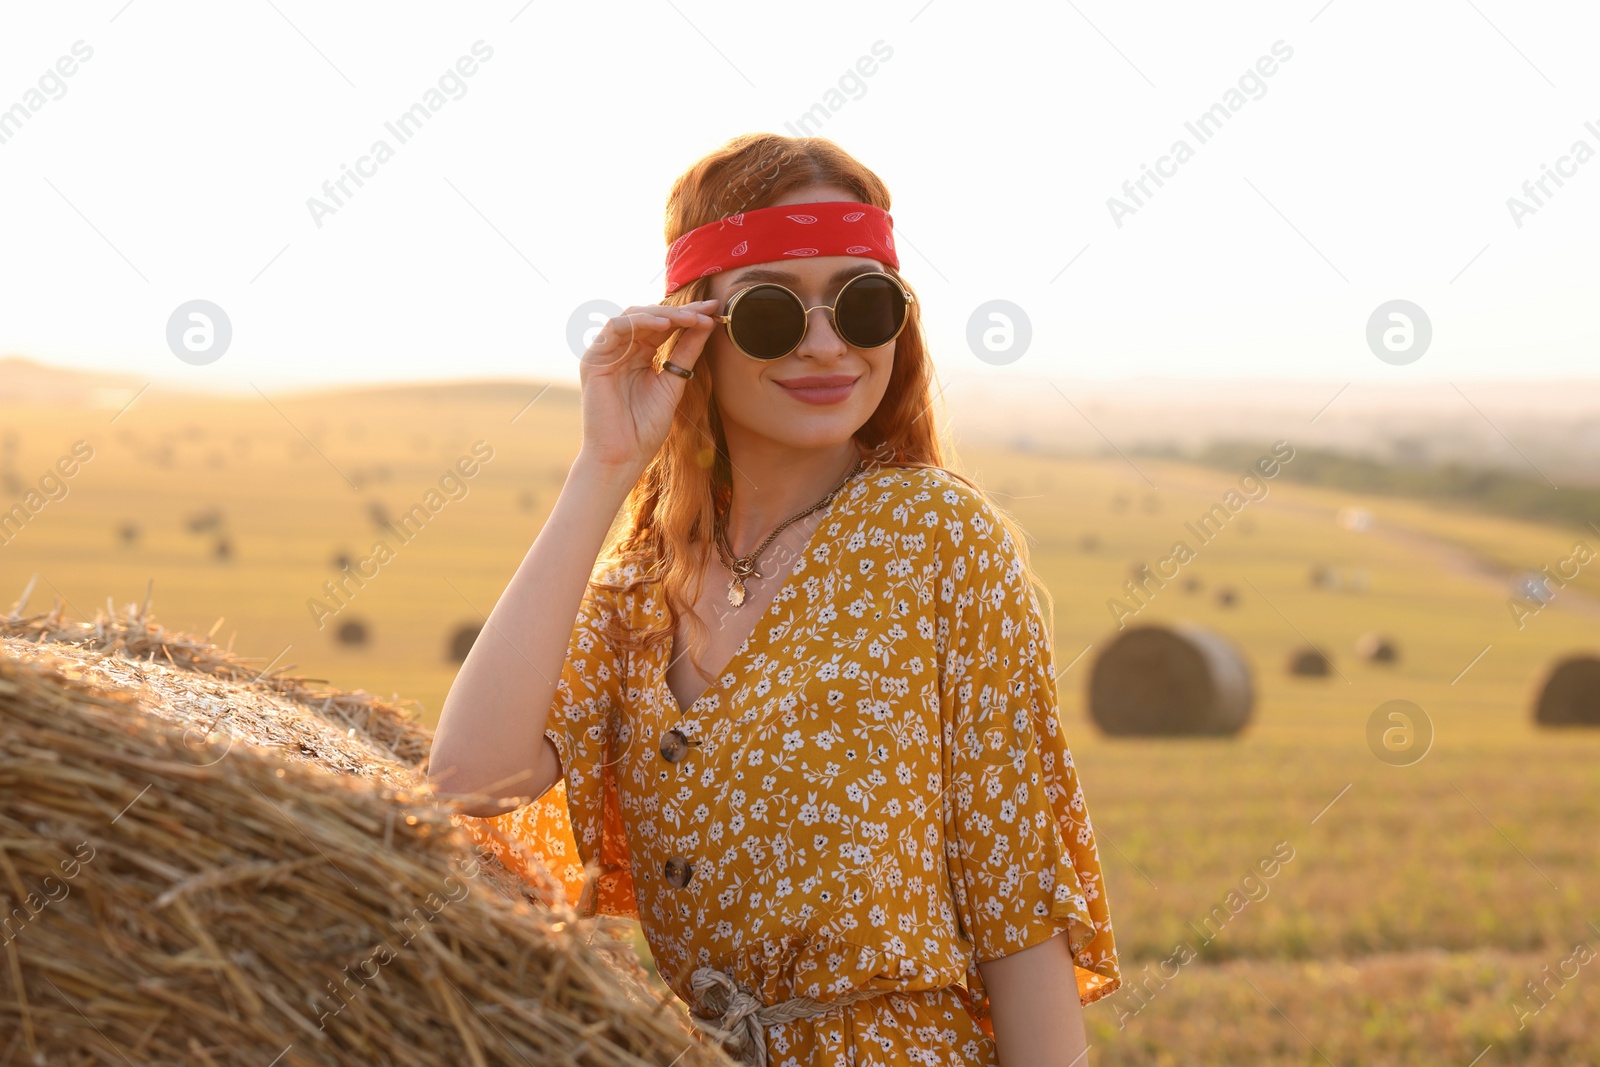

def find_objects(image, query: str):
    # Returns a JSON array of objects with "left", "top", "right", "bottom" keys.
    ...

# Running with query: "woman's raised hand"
[{"left": 576, "top": 298, "right": 722, "bottom": 475}]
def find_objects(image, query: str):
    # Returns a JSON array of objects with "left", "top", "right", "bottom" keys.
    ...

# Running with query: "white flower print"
[{"left": 456, "top": 464, "right": 1121, "bottom": 1067}]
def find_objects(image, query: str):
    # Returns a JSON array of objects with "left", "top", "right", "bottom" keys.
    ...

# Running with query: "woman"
[{"left": 429, "top": 133, "right": 1121, "bottom": 1066}]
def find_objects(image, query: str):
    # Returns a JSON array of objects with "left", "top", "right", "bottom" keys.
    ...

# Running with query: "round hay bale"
[
  {"left": 186, "top": 507, "right": 223, "bottom": 534},
  {"left": 1088, "top": 623, "right": 1254, "bottom": 736},
  {"left": 517, "top": 490, "right": 538, "bottom": 513},
  {"left": 1308, "top": 564, "right": 1328, "bottom": 589},
  {"left": 1109, "top": 493, "right": 1130, "bottom": 513},
  {"left": 213, "top": 536, "right": 232, "bottom": 562},
  {"left": 1077, "top": 532, "right": 1101, "bottom": 553},
  {"left": 335, "top": 618, "right": 369, "bottom": 647},
  {"left": 1214, "top": 585, "right": 1238, "bottom": 608},
  {"left": 117, "top": 521, "right": 140, "bottom": 546},
  {"left": 1, "top": 593, "right": 433, "bottom": 766},
  {"left": 1182, "top": 576, "right": 1203, "bottom": 595},
  {"left": 1139, "top": 493, "right": 1162, "bottom": 514},
  {"left": 1533, "top": 655, "right": 1600, "bottom": 726},
  {"left": 331, "top": 549, "right": 353, "bottom": 570},
  {"left": 0, "top": 651, "right": 731, "bottom": 1066},
  {"left": 447, "top": 622, "right": 482, "bottom": 664},
  {"left": 1287, "top": 646, "right": 1331, "bottom": 677},
  {"left": 367, "top": 500, "right": 391, "bottom": 528},
  {"left": 1355, "top": 632, "right": 1400, "bottom": 664}
]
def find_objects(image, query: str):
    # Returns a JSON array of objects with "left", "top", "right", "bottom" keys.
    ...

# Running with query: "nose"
[{"left": 793, "top": 303, "right": 848, "bottom": 361}]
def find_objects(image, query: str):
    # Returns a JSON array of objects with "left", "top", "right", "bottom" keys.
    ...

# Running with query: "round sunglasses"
[{"left": 712, "top": 271, "right": 915, "bottom": 360}]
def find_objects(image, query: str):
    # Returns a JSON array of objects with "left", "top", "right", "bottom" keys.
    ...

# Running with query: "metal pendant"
[{"left": 726, "top": 558, "right": 757, "bottom": 607}]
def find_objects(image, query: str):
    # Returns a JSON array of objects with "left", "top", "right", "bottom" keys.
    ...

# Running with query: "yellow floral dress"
[{"left": 456, "top": 463, "right": 1120, "bottom": 1064}]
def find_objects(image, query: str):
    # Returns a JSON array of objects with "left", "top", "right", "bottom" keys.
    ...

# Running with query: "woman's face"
[{"left": 701, "top": 184, "right": 898, "bottom": 454}]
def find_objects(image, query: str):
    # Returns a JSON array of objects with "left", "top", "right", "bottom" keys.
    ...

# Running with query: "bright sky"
[{"left": 1, "top": 1, "right": 1596, "bottom": 395}]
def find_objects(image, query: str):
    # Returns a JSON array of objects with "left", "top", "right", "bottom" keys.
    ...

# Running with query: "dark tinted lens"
[
  {"left": 835, "top": 274, "right": 906, "bottom": 349},
  {"left": 729, "top": 285, "right": 806, "bottom": 359}
]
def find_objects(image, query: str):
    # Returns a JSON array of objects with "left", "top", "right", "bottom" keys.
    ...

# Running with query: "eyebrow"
[{"left": 727, "top": 263, "right": 884, "bottom": 287}]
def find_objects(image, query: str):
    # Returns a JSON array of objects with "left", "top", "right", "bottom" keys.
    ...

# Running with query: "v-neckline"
[{"left": 662, "top": 466, "right": 865, "bottom": 719}]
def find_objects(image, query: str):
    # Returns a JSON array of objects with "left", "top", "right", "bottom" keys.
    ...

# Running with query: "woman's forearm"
[
  {"left": 979, "top": 931, "right": 1090, "bottom": 1066},
  {"left": 427, "top": 451, "right": 640, "bottom": 816}
]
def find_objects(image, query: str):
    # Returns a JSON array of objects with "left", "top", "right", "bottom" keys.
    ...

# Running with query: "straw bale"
[
  {"left": 1286, "top": 646, "right": 1332, "bottom": 677},
  {"left": 1354, "top": 632, "right": 1399, "bottom": 664},
  {"left": 334, "top": 619, "right": 369, "bottom": 647},
  {"left": 3, "top": 580, "right": 428, "bottom": 768},
  {"left": 1088, "top": 622, "right": 1254, "bottom": 736},
  {"left": 447, "top": 624, "right": 482, "bottom": 665},
  {"left": 186, "top": 508, "right": 224, "bottom": 534},
  {"left": 1532, "top": 654, "right": 1600, "bottom": 727},
  {"left": 0, "top": 583, "right": 733, "bottom": 1066}
]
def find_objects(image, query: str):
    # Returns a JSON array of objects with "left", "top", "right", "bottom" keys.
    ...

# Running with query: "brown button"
[
  {"left": 663, "top": 855, "right": 694, "bottom": 888},
  {"left": 660, "top": 728, "right": 692, "bottom": 763}
]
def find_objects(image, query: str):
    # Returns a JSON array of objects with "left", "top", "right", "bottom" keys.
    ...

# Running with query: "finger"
[
  {"left": 585, "top": 311, "right": 676, "bottom": 370},
  {"left": 587, "top": 300, "right": 720, "bottom": 371},
  {"left": 603, "top": 307, "right": 713, "bottom": 357},
  {"left": 654, "top": 311, "right": 718, "bottom": 374},
  {"left": 623, "top": 299, "right": 719, "bottom": 320}
]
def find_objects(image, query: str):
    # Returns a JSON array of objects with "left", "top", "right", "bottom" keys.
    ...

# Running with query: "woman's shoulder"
[
  {"left": 862, "top": 463, "right": 1013, "bottom": 546},
  {"left": 578, "top": 556, "right": 659, "bottom": 623},
  {"left": 861, "top": 461, "right": 965, "bottom": 502},
  {"left": 589, "top": 555, "right": 652, "bottom": 590}
]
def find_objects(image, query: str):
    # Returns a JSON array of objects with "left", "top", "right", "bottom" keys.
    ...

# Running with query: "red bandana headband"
[{"left": 664, "top": 200, "right": 898, "bottom": 296}]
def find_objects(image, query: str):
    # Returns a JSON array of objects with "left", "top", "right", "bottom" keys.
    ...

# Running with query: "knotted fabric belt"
[{"left": 687, "top": 965, "right": 885, "bottom": 1067}]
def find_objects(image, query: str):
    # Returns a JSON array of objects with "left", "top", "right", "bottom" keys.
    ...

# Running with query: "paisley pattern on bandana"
[{"left": 665, "top": 200, "right": 899, "bottom": 295}]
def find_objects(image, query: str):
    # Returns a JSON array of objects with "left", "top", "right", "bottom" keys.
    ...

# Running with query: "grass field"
[{"left": 3, "top": 380, "right": 1597, "bottom": 1065}]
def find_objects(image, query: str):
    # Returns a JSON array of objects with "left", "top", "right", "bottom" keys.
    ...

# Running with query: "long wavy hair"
[{"left": 594, "top": 133, "right": 1054, "bottom": 675}]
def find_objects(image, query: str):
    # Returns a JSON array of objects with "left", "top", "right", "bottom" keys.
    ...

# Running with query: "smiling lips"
[{"left": 774, "top": 374, "right": 859, "bottom": 405}]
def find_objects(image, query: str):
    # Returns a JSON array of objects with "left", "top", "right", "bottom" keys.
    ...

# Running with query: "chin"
[{"left": 749, "top": 411, "right": 868, "bottom": 451}]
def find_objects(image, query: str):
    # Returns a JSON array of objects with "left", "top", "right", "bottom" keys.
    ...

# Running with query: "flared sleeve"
[
  {"left": 450, "top": 573, "right": 639, "bottom": 921},
  {"left": 935, "top": 484, "right": 1121, "bottom": 1034}
]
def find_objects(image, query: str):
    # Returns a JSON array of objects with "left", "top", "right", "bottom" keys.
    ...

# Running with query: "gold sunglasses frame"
[{"left": 711, "top": 271, "right": 916, "bottom": 361}]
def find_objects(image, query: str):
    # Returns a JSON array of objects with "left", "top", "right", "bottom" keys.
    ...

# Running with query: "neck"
[{"left": 719, "top": 437, "right": 864, "bottom": 556}]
